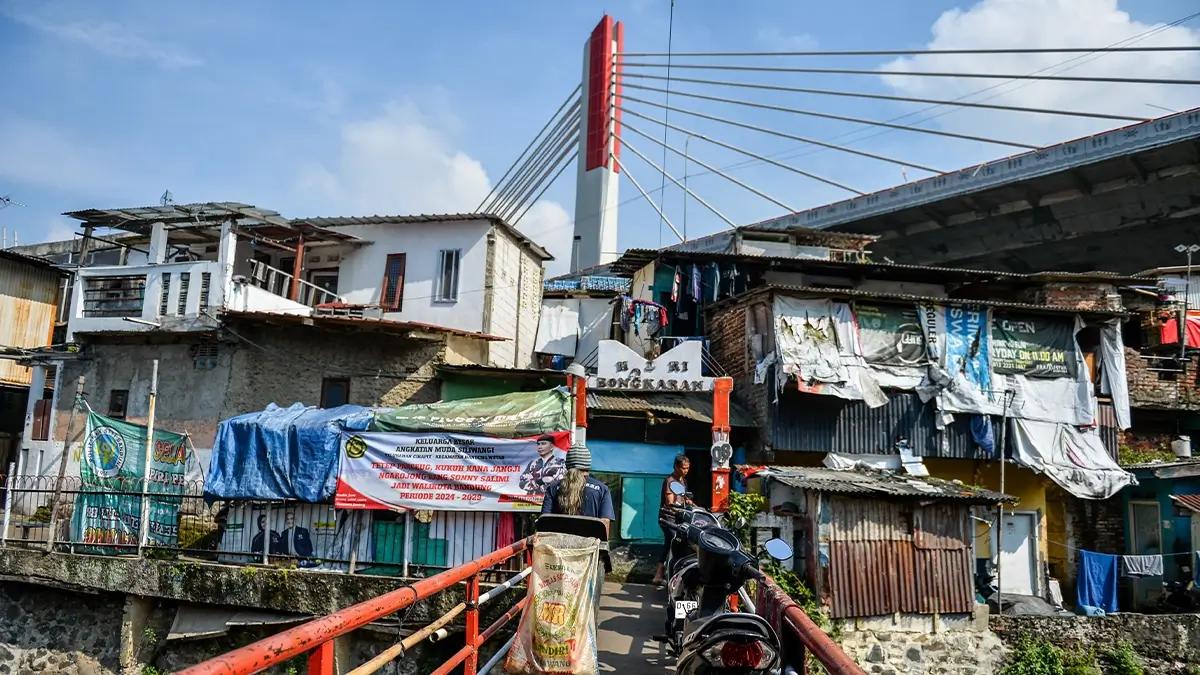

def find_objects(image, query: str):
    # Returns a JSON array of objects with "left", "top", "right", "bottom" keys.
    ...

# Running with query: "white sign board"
[{"left": 589, "top": 339, "right": 713, "bottom": 392}]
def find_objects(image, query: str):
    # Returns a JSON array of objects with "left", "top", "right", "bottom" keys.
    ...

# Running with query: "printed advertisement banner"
[
  {"left": 335, "top": 430, "right": 571, "bottom": 512},
  {"left": 942, "top": 305, "right": 992, "bottom": 391},
  {"left": 856, "top": 303, "right": 927, "bottom": 366},
  {"left": 217, "top": 503, "right": 370, "bottom": 569},
  {"left": 71, "top": 412, "right": 192, "bottom": 549},
  {"left": 992, "top": 314, "right": 1078, "bottom": 378}
]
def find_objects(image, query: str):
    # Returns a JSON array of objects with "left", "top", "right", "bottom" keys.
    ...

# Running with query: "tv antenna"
[{"left": 160, "top": 190, "right": 174, "bottom": 207}]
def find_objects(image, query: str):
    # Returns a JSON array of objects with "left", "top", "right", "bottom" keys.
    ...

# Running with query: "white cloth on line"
[
  {"left": 575, "top": 298, "right": 614, "bottom": 364},
  {"left": 1010, "top": 418, "right": 1136, "bottom": 500},
  {"left": 1100, "top": 319, "right": 1132, "bottom": 430},
  {"left": 1121, "top": 554, "right": 1163, "bottom": 577},
  {"left": 533, "top": 299, "right": 580, "bottom": 356}
]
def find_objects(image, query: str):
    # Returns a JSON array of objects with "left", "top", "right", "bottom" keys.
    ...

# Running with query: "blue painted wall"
[{"left": 1121, "top": 472, "right": 1200, "bottom": 584}]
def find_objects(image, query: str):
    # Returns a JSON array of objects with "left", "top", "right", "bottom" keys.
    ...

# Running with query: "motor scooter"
[
  {"left": 660, "top": 488, "right": 722, "bottom": 646},
  {"left": 661, "top": 481, "right": 793, "bottom": 674}
]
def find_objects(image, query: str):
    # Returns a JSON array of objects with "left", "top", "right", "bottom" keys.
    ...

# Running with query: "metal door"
[{"left": 998, "top": 512, "right": 1037, "bottom": 596}]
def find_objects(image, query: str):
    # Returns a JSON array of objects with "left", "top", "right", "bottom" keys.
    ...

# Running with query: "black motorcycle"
[{"left": 660, "top": 481, "right": 793, "bottom": 674}]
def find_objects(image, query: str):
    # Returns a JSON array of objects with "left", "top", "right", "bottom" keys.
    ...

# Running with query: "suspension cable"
[
  {"left": 617, "top": 105, "right": 863, "bottom": 195},
  {"left": 615, "top": 136, "right": 737, "bottom": 228},
  {"left": 498, "top": 128, "right": 580, "bottom": 222},
  {"left": 485, "top": 103, "right": 581, "bottom": 214},
  {"left": 619, "top": 72, "right": 1148, "bottom": 122},
  {"left": 621, "top": 95, "right": 942, "bottom": 173},
  {"left": 487, "top": 116, "right": 580, "bottom": 217},
  {"left": 611, "top": 154, "right": 685, "bottom": 243},
  {"left": 622, "top": 82, "right": 1037, "bottom": 149},
  {"left": 511, "top": 150, "right": 579, "bottom": 226},
  {"left": 616, "top": 61, "right": 1200, "bottom": 86},
  {"left": 475, "top": 85, "right": 581, "bottom": 212},
  {"left": 617, "top": 45, "right": 1200, "bottom": 57},
  {"left": 621, "top": 121, "right": 797, "bottom": 212}
]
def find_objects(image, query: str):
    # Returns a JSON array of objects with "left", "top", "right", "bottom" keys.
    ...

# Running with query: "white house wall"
[
  {"left": 332, "top": 221, "right": 492, "bottom": 335},
  {"left": 484, "top": 226, "right": 544, "bottom": 368}
]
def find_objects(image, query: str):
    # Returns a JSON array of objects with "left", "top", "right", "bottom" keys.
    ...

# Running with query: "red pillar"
[
  {"left": 711, "top": 377, "right": 733, "bottom": 512},
  {"left": 306, "top": 641, "right": 334, "bottom": 675},
  {"left": 463, "top": 574, "right": 481, "bottom": 675},
  {"left": 290, "top": 232, "right": 305, "bottom": 302}
]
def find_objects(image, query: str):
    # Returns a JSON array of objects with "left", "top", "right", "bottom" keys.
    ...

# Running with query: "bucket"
[{"left": 1172, "top": 436, "right": 1192, "bottom": 459}]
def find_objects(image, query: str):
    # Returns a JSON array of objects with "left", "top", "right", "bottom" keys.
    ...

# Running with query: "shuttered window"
[{"left": 381, "top": 253, "right": 406, "bottom": 311}]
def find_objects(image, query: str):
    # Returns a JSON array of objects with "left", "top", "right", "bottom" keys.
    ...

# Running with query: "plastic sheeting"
[
  {"left": 1100, "top": 319, "right": 1132, "bottom": 430},
  {"left": 534, "top": 300, "right": 581, "bottom": 356},
  {"left": 205, "top": 403, "right": 372, "bottom": 502},
  {"left": 1010, "top": 418, "right": 1136, "bottom": 500},
  {"left": 774, "top": 297, "right": 886, "bottom": 407},
  {"left": 371, "top": 388, "right": 571, "bottom": 437}
]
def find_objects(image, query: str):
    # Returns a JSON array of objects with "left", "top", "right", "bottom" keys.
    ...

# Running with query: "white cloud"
[
  {"left": 297, "top": 99, "right": 573, "bottom": 268},
  {"left": 8, "top": 11, "right": 202, "bottom": 69},
  {"left": 756, "top": 27, "right": 818, "bottom": 52},
  {"left": 880, "top": 0, "right": 1200, "bottom": 145}
]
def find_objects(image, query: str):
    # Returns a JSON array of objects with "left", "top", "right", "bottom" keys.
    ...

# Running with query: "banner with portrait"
[{"left": 334, "top": 430, "right": 571, "bottom": 512}]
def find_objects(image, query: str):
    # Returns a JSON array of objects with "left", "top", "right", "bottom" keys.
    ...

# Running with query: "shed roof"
[
  {"left": 1170, "top": 494, "right": 1200, "bottom": 513},
  {"left": 765, "top": 466, "right": 1012, "bottom": 503},
  {"left": 293, "top": 212, "right": 553, "bottom": 261},
  {"left": 587, "top": 390, "right": 755, "bottom": 427},
  {"left": 0, "top": 248, "right": 65, "bottom": 273}
]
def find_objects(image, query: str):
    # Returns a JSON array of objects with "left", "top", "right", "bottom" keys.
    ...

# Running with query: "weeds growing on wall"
[{"left": 1001, "top": 637, "right": 1144, "bottom": 675}]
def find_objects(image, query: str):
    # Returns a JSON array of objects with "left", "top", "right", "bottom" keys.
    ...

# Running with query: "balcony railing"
[{"left": 247, "top": 259, "right": 340, "bottom": 308}]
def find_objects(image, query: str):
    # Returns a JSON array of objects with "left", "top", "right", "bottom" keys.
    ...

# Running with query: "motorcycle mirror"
[
  {"left": 763, "top": 538, "right": 793, "bottom": 561},
  {"left": 668, "top": 481, "right": 686, "bottom": 496},
  {"left": 732, "top": 516, "right": 747, "bottom": 530}
]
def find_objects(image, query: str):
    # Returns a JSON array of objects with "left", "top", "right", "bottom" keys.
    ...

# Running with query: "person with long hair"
[{"left": 540, "top": 444, "right": 615, "bottom": 534}]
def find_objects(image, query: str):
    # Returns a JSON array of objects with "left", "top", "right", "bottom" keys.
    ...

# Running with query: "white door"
[{"left": 998, "top": 512, "right": 1037, "bottom": 596}]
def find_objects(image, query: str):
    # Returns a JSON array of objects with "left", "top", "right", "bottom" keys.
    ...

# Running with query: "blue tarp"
[{"left": 205, "top": 403, "right": 372, "bottom": 502}]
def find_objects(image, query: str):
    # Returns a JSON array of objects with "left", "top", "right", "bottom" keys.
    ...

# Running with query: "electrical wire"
[
  {"left": 622, "top": 81, "right": 1038, "bottom": 149},
  {"left": 621, "top": 93, "right": 942, "bottom": 173},
  {"left": 475, "top": 86, "right": 581, "bottom": 212},
  {"left": 622, "top": 120, "right": 797, "bottom": 212},
  {"left": 617, "top": 61, "right": 1200, "bottom": 86},
  {"left": 618, "top": 105, "right": 863, "bottom": 195},
  {"left": 619, "top": 72, "right": 1148, "bottom": 123}
]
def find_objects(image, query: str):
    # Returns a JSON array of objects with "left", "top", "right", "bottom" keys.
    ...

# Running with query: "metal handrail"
[
  {"left": 177, "top": 537, "right": 531, "bottom": 675},
  {"left": 755, "top": 574, "right": 865, "bottom": 675},
  {"left": 246, "top": 259, "right": 341, "bottom": 308}
]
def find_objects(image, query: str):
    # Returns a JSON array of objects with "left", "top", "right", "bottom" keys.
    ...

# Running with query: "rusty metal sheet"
[
  {"left": 914, "top": 504, "right": 969, "bottom": 550},
  {"left": 829, "top": 498, "right": 908, "bottom": 542},
  {"left": 829, "top": 541, "right": 973, "bottom": 618},
  {"left": 0, "top": 257, "right": 60, "bottom": 386}
]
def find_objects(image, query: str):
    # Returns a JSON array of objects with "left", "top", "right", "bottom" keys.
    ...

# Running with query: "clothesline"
[{"left": 1047, "top": 538, "right": 1194, "bottom": 558}]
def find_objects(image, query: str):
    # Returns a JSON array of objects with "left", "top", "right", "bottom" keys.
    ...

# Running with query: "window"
[
  {"left": 1129, "top": 501, "right": 1162, "bottom": 554},
  {"left": 381, "top": 253, "right": 406, "bottom": 311},
  {"left": 434, "top": 249, "right": 461, "bottom": 303},
  {"left": 108, "top": 390, "right": 129, "bottom": 420},
  {"left": 321, "top": 378, "right": 350, "bottom": 408},
  {"left": 31, "top": 399, "right": 52, "bottom": 441}
]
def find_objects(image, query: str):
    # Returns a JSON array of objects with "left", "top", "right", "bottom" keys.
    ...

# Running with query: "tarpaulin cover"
[
  {"left": 371, "top": 388, "right": 571, "bottom": 437},
  {"left": 1010, "top": 418, "right": 1136, "bottom": 500},
  {"left": 205, "top": 403, "right": 372, "bottom": 502},
  {"left": 1160, "top": 315, "right": 1200, "bottom": 348}
]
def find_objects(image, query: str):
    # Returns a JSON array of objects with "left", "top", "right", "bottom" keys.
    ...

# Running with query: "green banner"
[
  {"left": 371, "top": 388, "right": 571, "bottom": 437},
  {"left": 856, "top": 303, "right": 927, "bottom": 366},
  {"left": 71, "top": 412, "right": 191, "bottom": 549},
  {"left": 992, "top": 314, "right": 1078, "bottom": 378}
]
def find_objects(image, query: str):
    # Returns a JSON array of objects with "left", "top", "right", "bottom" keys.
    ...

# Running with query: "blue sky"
[{"left": 2, "top": 0, "right": 1199, "bottom": 274}]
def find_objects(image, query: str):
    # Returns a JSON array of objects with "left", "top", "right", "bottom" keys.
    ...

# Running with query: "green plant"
[
  {"left": 142, "top": 667, "right": 163, "bottom": 675},
  {"left": 1101, "top": 641, "right": 1143, "bottom": 675},
  {"left": 29, "top": 505, "right": 51, "bottom": 523},
  {"left": 726, "top": 491, "right": 766, "bottom": 548},
  {"left": 1000, "top": 637, "right": 1102, "bottom": 675},
  {"left": 142, "top": 627, "right": 158, "bottom": 647}
]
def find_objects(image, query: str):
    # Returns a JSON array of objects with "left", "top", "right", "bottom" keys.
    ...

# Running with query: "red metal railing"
[
  {"left": 755, "top": 575, "right": 866, "bottom": 675},
  {"left": 178, "top": 537, "right": 531, "bottom": 675}
]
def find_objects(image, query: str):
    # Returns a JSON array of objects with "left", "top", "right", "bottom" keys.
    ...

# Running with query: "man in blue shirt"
[{"left": 541, "top": 444, "right": 616, "bottom": 534}]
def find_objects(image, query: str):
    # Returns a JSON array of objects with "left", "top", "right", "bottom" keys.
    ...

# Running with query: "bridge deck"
[{"left": 596, "top": 582, "right": 673, "bottom": 672}]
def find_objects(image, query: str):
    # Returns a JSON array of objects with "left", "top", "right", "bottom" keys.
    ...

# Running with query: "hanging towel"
[
  {"left": 708, "top": 263, "right": 721, "bottom": 302},
  {"left": 690, "top": 264, "right": 701, "bottom": 301},
  {"left": 1120, "top": 554, "right": 1163, "bottom": 577},
  {"left": 970, "top": 415, "right": 995, "bottom": 455},
  {"left": 671, "top": 269, "right": 681, "bottom": 303},
  {"left": 1077, "top": 550, "right": 1119, "bottom": 614}
]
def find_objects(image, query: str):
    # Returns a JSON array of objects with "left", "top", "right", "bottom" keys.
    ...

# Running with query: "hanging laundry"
[
  {"left": 690, "top": 264, "right": 702, "bottom": 301},
  {"left": 969, "top": 415, "right": 995, "bottom": 455},
  {"left": 671, "top": 268, "right": 681, "bottom": 303},
  {"left": 707, "top": 262, "right": 720, "bottom": 302},
  {"left": 1120, "top": 554, "right": 1163, "bottom": 577},
  {"left": 1076, "top": 550, "right": 1118, "bottom": 614},
  {"left": 659, "top": 307, "right": 668, "bottom": 327}
]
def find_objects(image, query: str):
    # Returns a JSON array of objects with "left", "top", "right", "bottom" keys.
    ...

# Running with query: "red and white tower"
[{"left": 571, "top": 15, "right": 624, "bottom": 273}]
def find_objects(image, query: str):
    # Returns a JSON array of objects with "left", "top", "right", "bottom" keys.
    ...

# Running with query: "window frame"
[
  {"left": 434, "top": 249, "right": 461, "bottom": 304},
  {"left": 380, "top": 253, "right": 406, "bottom": 311},
  {"left": 320, "top": 377, "right": 351, "bottom": 409},
  {"left": 108, "top": 389, "right": 130, "bottom": 420}
]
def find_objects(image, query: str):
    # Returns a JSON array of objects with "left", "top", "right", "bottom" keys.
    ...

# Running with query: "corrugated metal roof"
[
  {"left": 0, "top": 248, "right": 65, "bottom": 273},
  {"left": 65, "top": 202, "right": 291, "bottom": 227},
  {"left": 587, "top": 390, "right": 754, "bottom": 427},
  {"left": 223, "top": 310, "right": 508, "bottom": 341},
  {"left": 293, "top": 212, "right": 553, "bottom": 261},
  {"left": 1170, "top": 494, "right": 1200, "bottom": 513},
  {"left": 766, "top": 466, "right": 1011, "bottom": 503},
  {"left": 750, "top": 284, "right": 1126, "bottom": 317}
]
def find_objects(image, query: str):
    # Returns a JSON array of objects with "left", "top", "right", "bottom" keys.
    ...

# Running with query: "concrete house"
[{"left": 14, "top": 203, "right": 550, "bottom": 479}]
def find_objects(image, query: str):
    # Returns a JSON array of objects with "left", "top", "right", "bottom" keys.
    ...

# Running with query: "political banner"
[
  {"left": 216, "top": 503, "right": 370, "bottom": 569},
  {"left": 856, "top": 303, "right": 927, "bottom": 366},
  {"left": 71, "top": 412, "right": 192, "bottom": 549},
  {"left": 992, "top": 314, "right": 1078, "bottom": 378},
  {"left": 943, "top": 305, "right": 992, "bottom": 392},
  {"left": 335, "top": 430, "right": 571, "bottom": 512}
]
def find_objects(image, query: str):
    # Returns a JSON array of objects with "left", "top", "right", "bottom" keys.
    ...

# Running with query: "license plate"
[{"left": 674, "top": 600, "right": 697, "bottom": 619}]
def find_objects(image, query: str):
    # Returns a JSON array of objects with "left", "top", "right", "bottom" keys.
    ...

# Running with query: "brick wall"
[
  {"left": 1125, "top": 345, "right": 1200, "bottom": 411},
  {"left": 1023, "top": 282, "right": 1122, "bottom": 311},
  {"left": 707, "top": 301, "right": 771, "bottom": 437}
]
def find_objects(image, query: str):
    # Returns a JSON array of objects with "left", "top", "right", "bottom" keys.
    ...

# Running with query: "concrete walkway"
[{"left": 596, "top": 582, "right": 674, "bottom": 672}]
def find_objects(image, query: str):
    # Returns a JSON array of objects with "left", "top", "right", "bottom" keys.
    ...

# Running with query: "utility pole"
[
  {"left": 137, "top": 360, "right": 160, "bottom": 557},
  {"left": 1174, "top": 244, "right": 1199, "bottom": 360}
]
